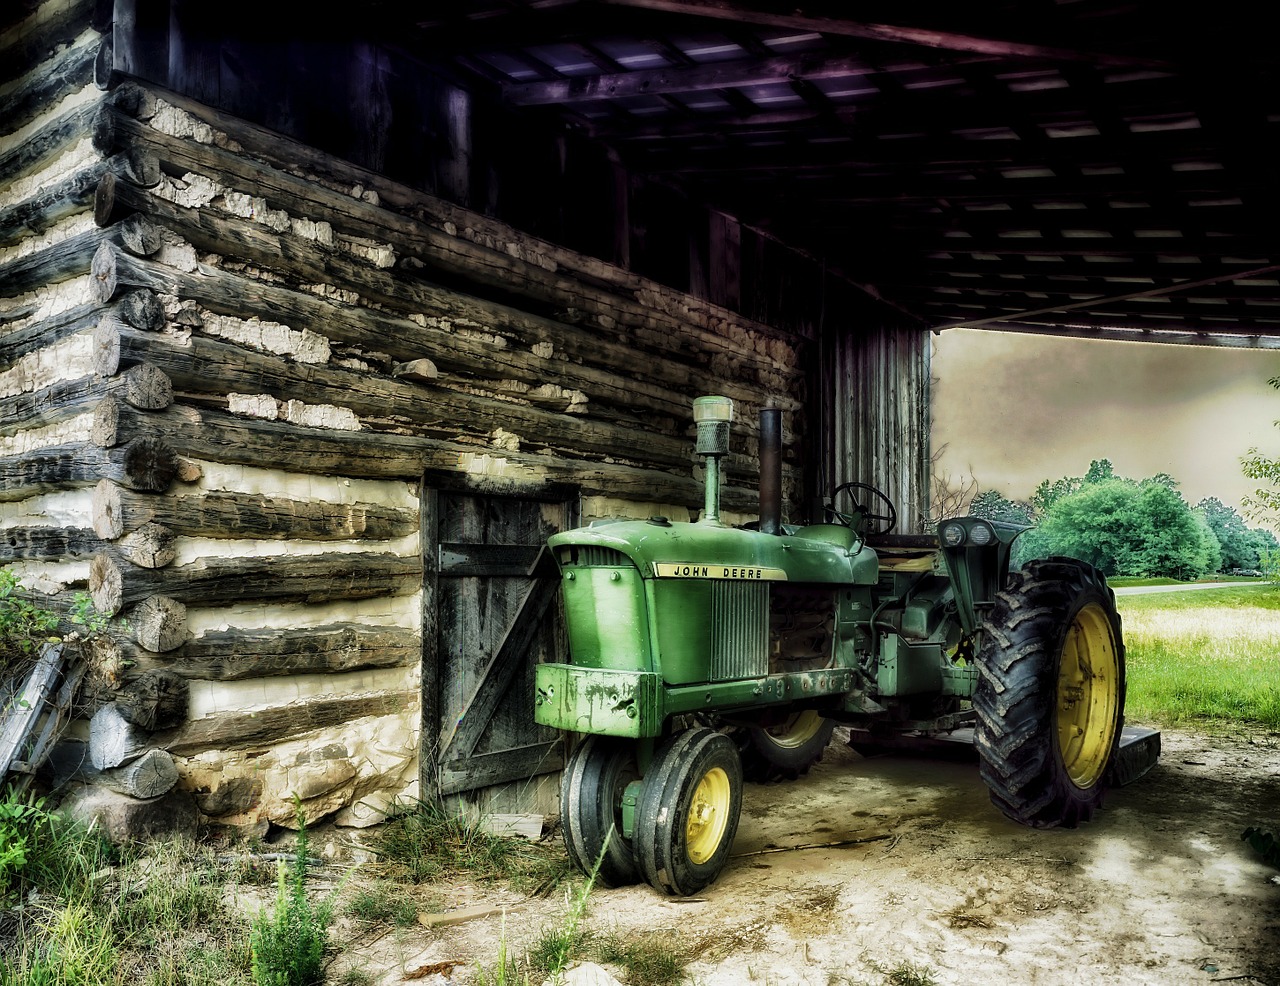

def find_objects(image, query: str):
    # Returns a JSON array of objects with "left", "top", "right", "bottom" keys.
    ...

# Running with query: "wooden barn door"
[{"left": 422, "top": 489, "right": 573, "bottom": 801}]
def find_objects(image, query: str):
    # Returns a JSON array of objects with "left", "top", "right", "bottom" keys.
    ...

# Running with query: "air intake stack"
[{"left": 693, "top": 395, "right": 733, "bottom": 525}]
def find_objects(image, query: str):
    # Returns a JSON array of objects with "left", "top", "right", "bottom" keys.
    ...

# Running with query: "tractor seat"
[{"left": 864, "top": 533, "right": 939, "bottom": 549}]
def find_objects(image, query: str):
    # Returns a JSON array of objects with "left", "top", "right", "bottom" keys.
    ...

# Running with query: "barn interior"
[
  {"left": 123, "top": 0, "right": 1280, "bottom": 346},
  {"left": 2, "top": 0, "right": 1278, "bottom": 831}
]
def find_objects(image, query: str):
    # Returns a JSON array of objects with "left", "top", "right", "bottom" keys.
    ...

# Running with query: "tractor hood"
[{"left": 548, "top": 519, "right": 880, "bottom": 586}]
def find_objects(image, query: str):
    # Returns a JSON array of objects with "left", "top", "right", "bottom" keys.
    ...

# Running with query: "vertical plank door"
[{"left": 425, "top": 490, "right": 572, "bottom": 801}]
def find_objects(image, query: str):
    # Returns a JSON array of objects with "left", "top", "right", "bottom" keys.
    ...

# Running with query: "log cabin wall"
[{"left": 4, "top": 0, "right": 920, "bottom": 830}]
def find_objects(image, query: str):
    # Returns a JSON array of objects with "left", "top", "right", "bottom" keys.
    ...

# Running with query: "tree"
[
  {"left": 1196, "top": 497, "right": 1257, "bottom": 571},
  {"left": 1242, "top": 374, "right": 1280, "bottom": 527},
  {"left": 969, "top": 490, "right": 1033, "bottom": 526},
  {"left": 1018, "top": 477, "right": 1220, "bottom": 579}
]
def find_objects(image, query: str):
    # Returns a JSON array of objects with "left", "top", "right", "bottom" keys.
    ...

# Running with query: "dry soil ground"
[{"left": 333, "top": 727, "right": 1280, "bottom": 986}]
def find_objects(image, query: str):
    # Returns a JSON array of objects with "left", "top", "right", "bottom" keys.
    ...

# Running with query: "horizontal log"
[
  {"left": 89, "top": 550, "right": 422, "bottom": 615},
  {"left": 87, "top": 237, "right": 786, "bottom": 427},
  {"left": 0, "top": 225, "right": 106, "bottom": 300},
  {"left": 90, "top": 398, "right": 765, "bottom": 511},
  {"left": 131, "top": 594, "right": 187, "bottom": 653},
  {"left": 117, "top": 522, "right": 177, "bottom": 568},
  {"left": 0, "top": 221, "right": 157, "bottom": 304},
  {"left": 92, "top": 479, "right": 418, "bottom": 541},
  {"left": 0, "top": 438, "right": 178, "bottom": 502},
  {"left": 158, "top": 691, "right": 415, "bottom": 755},
  {"left": 89, "top": 175, "right": 793, "bottom": 416},
  {"left": 0, "top": 301, "right": 99, "bottom": 369},
  {"left": 0, "top": 102, "right": 99, "bottom": 192},
  {"left": 103, "top": 97, "right": 807, "bottom": 357},
  {"left": 0, "top": 151, "right": 157, "bottom": 250},
  {"left": 3, "top": 28, "right": 96, "bottom": 145},
  {"left": 116, "top": 669, "right": 188, "bottom": 731},
  {"left": 90, "top": 396, "right": 190, "bottom": 447},
  {"left": 89, "top": 748, "right": 180, "bottom": 799},
  {"left": 0, "top": 0, "right": 95, "bottom": 90},
  {"left": 176, "top": 623, "right": 418, "bottom": 680},
  {"left": 92, "top": 622, "right": 419, "bottom": 681},
  {"left": 93, "top": 309, "right": 694, "bottom": 470},
  {"left": 1, "top": 370, "right": 172, "bottom": 442},
  {"left": 0, "top": 525, "right": 104, "bottom": 562},
  {"left": 89, "top": 702, "right": 149, "bottom": 770}
]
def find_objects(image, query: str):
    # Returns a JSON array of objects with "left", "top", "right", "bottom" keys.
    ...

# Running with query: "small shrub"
[
  {"left": 0, "top": 569, "right": 59, "bottom": 682},
  {"left": 0, "top": 787, "right": 44, "bottom": 903},
  {"left": 249, "top": 807, "right": 334, "bottom": 986}
]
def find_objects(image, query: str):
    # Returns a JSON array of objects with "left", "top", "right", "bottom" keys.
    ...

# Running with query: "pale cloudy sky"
[{"left": 930, "top": 329, "right": 1280, "bottom": 522}]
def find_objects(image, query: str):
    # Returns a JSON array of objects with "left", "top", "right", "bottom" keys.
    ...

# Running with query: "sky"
[{"left": 930, "top": 329, "right": 1280, "bottom": 522}]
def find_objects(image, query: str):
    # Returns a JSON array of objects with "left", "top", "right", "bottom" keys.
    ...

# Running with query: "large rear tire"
[
  {"left": 560, "top": 735, "right": 640, "bottom": 887},
  {"left": 974, "top": 557, "right": 1126, "bottom": 828},
  {"left": 737, "top": 711, "right": 835, "bottom": 782},
  {"left": 636, "top": 728, "right": 742, "bottom": 896}
]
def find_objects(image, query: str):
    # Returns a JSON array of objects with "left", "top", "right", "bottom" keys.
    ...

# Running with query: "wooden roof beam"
[
  {"left": 503, "top": 49, "right": 888, "bottom": 104},
  {"left": 597, "top": 0, "right": 1171, "bottom": 70},
  {"left": 927, "top": 263, "right": 1280, "bottom": 330}
]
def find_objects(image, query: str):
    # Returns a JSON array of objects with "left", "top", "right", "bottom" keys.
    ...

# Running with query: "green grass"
[
  {"left": 1109, "top": 574, "right": 1268, "bottom": 588},
  {"left": 371, "top": 799, "right": 570, "bottom": 894},
  {"left": 590, "top": 931, "right": 687, "bottom": 986},
  {"left": 0, "top": 816, "right": 254, "bottom": 986},
  {"left": 1117, "top": 584, "right": 1280, "bottom": 730}
]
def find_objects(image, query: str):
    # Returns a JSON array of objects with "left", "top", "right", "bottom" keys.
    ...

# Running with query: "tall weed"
[{"left": 249, "top": 807, "right": 334, "bottom": 986}]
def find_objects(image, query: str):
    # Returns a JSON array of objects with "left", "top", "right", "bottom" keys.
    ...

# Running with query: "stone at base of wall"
[{"left": 57, "top": 783, "right": 201, "bottom": 844}]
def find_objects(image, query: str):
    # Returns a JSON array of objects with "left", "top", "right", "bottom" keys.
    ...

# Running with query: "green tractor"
[{"left": 534, "top": 396, "right": 1127, "bottom": 895}]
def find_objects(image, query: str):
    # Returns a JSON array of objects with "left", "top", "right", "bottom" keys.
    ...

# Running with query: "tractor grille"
[
  {"left": 559, "top": 546, "right": 631, "bottom": 568},
  {"left": 710, "top": 581, "right": 769, "bottom": 680}
]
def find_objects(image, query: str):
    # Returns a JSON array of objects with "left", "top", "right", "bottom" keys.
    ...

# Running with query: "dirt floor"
[{"left": 332, "top": 727, "right": 1280, "bottom": 986}]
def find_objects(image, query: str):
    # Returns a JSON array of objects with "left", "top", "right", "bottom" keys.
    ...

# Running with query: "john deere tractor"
[{"left": 534, "top": 397, "right": 1126, "bottom": 895}]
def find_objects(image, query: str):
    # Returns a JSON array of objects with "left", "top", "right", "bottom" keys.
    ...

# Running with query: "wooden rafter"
[{"left": 597, "top": 0, "right": 1173, "bottom": 69}]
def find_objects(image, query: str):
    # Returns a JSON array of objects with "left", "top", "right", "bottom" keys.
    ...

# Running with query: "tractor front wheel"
[
  {"left": 974, "top": 557, "right": 1126, "bottom": 828},
  {"left": 737, "top": 711, "right": 836, "bottom": 782},
  {"left": 560, "top": 735, "right": 640, "bottom": 886},
  {"left": 636, "top": 727, "right": 743, "bottom": 895}
]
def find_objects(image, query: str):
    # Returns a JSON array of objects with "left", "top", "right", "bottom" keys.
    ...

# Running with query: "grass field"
[{"left": 1116, "top": 584, "right": 1280, "bottom": 731}]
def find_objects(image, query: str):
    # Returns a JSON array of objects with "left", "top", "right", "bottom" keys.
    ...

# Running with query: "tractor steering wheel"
[{"left": 827, "top": 481, "right": 898, "bottom": 536}]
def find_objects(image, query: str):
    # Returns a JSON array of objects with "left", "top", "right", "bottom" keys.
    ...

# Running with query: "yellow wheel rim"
[
  {"left": 1056, "top": 602, "right": 1121, "bottom": 789},
  {"left": 764, "top": 711, "right": 825, "bottom": 750},
  {"left": 686, "top": 766, "right": 732, "bottom": 865}
]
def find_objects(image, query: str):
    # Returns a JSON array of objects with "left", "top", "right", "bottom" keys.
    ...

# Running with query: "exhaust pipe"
[{"left": 759, "top": 407, "right": 782, "bottom": 535}]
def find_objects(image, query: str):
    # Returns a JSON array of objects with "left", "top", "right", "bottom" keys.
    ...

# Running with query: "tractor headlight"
[
  {"left": 940, "top": 522, "right": 966, "bottom": 547},
  {"left": 969, "top": 523, "right": 993, "bottom": 546}
]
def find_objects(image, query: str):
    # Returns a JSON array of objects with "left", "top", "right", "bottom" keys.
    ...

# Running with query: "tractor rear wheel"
[
  {"left": 560, "top": 735, "right": 640, "bottom": 886},
  {"left": 974, "top": 557, "right": 1126, "bottom": 828},
  {"left": 636, "top": 727, "right": 742, "bottom": 895},
  {"left": 737, "top": 711, "right": 835, "bottom": 782}
]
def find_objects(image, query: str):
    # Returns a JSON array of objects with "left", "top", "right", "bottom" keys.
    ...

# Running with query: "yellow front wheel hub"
[
  {"left": 1056, "top": 602, "right": 1121, "bottom": 789},
  {"left": 686, "top": 766, "right": 732, "bottom": 864}
]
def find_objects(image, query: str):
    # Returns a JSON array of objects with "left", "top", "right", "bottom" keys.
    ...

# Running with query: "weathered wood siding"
[{"left": 821, "top": 326, "right": 932, "bottom": 534}]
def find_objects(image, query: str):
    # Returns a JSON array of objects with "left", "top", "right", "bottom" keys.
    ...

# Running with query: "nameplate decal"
[{"left": 653, "top": 563, "right": 787, "bottom": 581}]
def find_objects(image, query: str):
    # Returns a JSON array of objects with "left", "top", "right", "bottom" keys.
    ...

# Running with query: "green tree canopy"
[
  {"left": 1242, "top": 374, "right": 1280, "bottom": 527},
  {"left": 1017, "top": 474, "right": 1221, "bottom": 579},
  {"left": 1196, "top": 497, "right": 1260, "bottom": 571},
  {"left": 969, "top": 490, "right": 1034, "bottom": 526}
]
